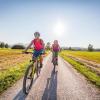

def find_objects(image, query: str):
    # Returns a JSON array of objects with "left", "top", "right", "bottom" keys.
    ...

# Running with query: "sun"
[{"left": 53, "top": 20, "right": 65, "bottom": 36}]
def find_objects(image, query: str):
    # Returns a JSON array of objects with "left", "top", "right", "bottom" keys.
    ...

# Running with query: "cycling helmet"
[{"left": 34, "top": 32, "right": 40, "bottom": 37}]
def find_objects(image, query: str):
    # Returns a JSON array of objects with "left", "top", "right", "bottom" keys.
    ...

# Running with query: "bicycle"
[{"left": 23, "top": 52, "right": 42, "bottom": 94}]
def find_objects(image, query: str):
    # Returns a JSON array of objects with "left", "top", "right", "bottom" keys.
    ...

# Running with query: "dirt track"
[{"left": 0, "top": 54, "right": 100, "bottom": 100}]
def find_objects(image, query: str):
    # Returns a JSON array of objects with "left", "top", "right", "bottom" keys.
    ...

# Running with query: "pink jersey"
[
  {"left": 52, "top": 44, "right": 60, "bottom": 52},
  {"left": 32, "top": 39, "right": 43, "bottom": 50}
]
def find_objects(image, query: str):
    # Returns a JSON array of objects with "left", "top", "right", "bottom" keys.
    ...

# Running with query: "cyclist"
[
  {"left": 23, "top": 32, "right": 45, "bottom": 68},
  {"left": 51, "top": 40, "right": 60, "bottom": 65}
]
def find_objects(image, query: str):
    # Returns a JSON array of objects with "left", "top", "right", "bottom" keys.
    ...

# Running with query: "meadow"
[{"left": 61, "top": 50, "right": 100, "bottom": 64}]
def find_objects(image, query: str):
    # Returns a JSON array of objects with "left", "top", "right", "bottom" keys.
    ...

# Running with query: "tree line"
[
  {"left": 0, "top": 42, "right": 9, "bottom": 48},
  {"left": 62, "top": 44, "right": 99, "bottom": 51},
  {"left": 0, "top": 41, "right": 99, "bottom": 52}
]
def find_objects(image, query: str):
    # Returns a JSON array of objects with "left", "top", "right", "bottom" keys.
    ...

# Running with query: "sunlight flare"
[{"left": 53, "top": 20, "right": 66, "bottom": 36}]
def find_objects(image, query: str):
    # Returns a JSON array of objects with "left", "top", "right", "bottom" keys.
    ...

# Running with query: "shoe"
[{"left": 56, "top": 62, "right": 58, "bottom": 65}]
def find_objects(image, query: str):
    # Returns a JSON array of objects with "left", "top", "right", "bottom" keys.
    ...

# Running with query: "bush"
[{"left": 11, "top": 44, "right": 25, "bottom": 49}]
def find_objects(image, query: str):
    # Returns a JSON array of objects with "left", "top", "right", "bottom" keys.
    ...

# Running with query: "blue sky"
[{"left": 0, "top": 0, "right": 100, "bottom": 48}]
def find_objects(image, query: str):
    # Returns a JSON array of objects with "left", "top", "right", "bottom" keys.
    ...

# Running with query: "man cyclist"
[{"left": 23, "top": 32, "right": 45, "bottom": 68}]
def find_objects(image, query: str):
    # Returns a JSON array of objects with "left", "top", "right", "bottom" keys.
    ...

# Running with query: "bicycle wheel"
[
  {"left": 23, "top": 62, "right": 36, "bottom": 94},
  {"left": 53, "top": 57, "right": 57, "bottom": 72}
]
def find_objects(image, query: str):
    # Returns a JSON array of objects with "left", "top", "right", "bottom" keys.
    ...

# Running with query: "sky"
[{"left": 0, "top": 0, "right": 100, "bottom": 48}]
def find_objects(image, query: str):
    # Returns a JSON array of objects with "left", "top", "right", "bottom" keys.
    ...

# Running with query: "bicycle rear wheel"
[
  {"left": 23, "top": 63, "right": 35, "bottom": 94},
  {"left": 53, "top": 57, "right": 58, "bottom": 72}
]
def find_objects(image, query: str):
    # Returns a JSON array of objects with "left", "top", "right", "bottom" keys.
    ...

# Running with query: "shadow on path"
[
  {"left": 13, "top": 77, "right": 38, "bottom": 100},
  {"left": 42, "top": 67, "right": 58, "bottom": 100}
]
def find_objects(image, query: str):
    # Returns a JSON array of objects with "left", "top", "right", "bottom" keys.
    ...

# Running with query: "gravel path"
[{"left": 0, "top": 54, "right": 100, "bottom": 100}]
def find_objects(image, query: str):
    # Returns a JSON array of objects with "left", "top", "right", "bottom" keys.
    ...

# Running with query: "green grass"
[
  {"left": 59, "top": 52, "right": 100, "bottom": 88},
  {"left": 0, "top": 60, "right": 29, "bottom": 93},
  {"left": 61, "top": 50, "right": 100, "bottom": 64},
  {"left": 0, "top": 48, "right": 31, "bottom": 93}
]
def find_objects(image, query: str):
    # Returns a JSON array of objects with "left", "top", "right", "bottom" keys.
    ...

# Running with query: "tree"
[
  {"left": 11, "top": 44, "right": 25, "bottom": 49},
  {"left": 5, "top": 43, "right": 9, "bottom": 48},
  {"left": 88, "top": 44, "right": 93, "bottom": 51},
  {"left": 0, "top": 42, "right": 5, "bottom": 48},
  {"left": 69, "top": 47, "right": 72, "bottom": 50},
  {"left": 46, "top": 42, "right": 51, "bottom": 50}
]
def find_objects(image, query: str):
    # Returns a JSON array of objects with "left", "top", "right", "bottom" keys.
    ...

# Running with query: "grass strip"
[
  {"left": 59, "top": 53, "right": 100, "bottom": 88},
  {"left": 0, "top": 61, "right": 29, "bottom": 93}
]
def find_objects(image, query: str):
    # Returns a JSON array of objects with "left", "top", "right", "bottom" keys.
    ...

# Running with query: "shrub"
[
  {"left": 11, "top": 44, "right": 25, "bottom": 49},
  {"left": 88, "top": 44, "right": 93, "bottom": 51}
]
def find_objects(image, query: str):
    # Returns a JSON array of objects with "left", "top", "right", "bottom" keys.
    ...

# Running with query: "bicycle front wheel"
[{"left": 23, "top": 63, "right": 35, "bottom": 94}]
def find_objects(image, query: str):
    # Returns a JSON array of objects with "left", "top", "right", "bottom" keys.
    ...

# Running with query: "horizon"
[{"left": 0, "top": 0, "right": 100, "bottom": 48}]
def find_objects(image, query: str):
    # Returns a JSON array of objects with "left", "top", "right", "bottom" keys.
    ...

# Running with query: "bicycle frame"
[
  {"left": 30, "top": 55, "right": 41, "bottom": 76},
  {"left": 23, "top": 52, "right": 42, "bottom": 94}
]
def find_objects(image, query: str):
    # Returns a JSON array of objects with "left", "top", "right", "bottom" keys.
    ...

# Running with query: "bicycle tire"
[
  {"left": 23, "top": 63, "right": 36, "bottom": 94},
  {"left": 53, "top": 58, "right": 58, "bottom": 72}
]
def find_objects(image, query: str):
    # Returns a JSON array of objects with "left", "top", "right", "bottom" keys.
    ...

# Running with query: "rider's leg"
[
  {"left": 39, "top": 55, "right": 43, "bottom": 68},
  {"left": 52, "top": 51, "right": 56, "bottom": 62},
  {"left": 52, "top": 51, "right": 54, "bottom": 62},
  {"left": 55, "top": 52, "right": 58, "bottom": 65},
  {"left": 32, "top": 50, "right": 37, "bottom": 62},
  {"left": 33, "top": 49, "right": 44, "bottom": 68},
  {"left": 39, "top": 49, "right": 44, "bottom": 68},
  {"left": 32, "top": 50, "right": 40, "bottom": 77}
]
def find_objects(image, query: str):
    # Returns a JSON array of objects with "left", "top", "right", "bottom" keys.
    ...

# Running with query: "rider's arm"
[{"left": 24, "top": 40, "right": 33, "bottom": 52}]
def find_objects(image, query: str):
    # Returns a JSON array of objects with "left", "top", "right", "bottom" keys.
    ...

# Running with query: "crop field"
[
  {"left": 61, "top": 50, "right": 100, "bottom": 64},
  {"left": 0, "top": 49, "right": 32, "bottom": 93},
  {"left": 0, "top": 49, "right": 31, "bottom": 71}
]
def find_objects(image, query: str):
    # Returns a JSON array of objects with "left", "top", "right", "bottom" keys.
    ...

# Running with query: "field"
[
  {"left": 59, "top": 50, "right": 100, "bottom": 87},
  {"left": 0, "top": 49, "right": 32, "bottom": 93},
  {"left": 61, "top": 50, "right": 100, "bottom": 64},
  {"left": 0, "top": 48, "right": 49, "bottom": 93},
  {"left": 0, "top": 49, "right": 31, "bottom": 71}
]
